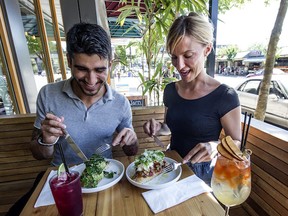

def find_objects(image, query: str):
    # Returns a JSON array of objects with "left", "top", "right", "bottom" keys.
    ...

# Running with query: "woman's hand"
[
  {"left": 183, "top": 141, "right": 219, "bottom": 164},
  {"left": 143, "top": 118, "right": 162, "bottom": 136}
]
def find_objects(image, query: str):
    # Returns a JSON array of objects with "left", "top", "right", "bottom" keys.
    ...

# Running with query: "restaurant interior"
[{"left": 0, "top": 1, "right": 287, "bottom": 216}]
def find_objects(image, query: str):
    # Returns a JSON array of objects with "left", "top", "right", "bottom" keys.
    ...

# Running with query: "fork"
[
  {"left": 163, "top": 162, "right": 182, "bottom": 173},
  {"left": 95, "top": 143, "right": 111, "bottom": 154}
]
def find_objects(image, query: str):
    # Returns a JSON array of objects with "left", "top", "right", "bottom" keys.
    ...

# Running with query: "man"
[
  {"left": 7, "top": 22, "right": 138, "bottom": 216},
  {"left": 30, "top": 22, "right": 138, "bottom": 165}
]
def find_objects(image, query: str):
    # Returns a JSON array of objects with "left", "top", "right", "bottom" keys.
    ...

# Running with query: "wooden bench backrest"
[
  {"left": 112, "top": 106, "right": 170, "bottom": 157},
  {"left": 243, "top": 124, "right": 288, "bottom": 216},
  {"left": 0, "top": 114, "right": 51, "bottom": 215}
]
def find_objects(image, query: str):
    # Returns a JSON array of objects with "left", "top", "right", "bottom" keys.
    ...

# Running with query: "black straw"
[
  {"left": 58, "top": 142, "right": 70, "bottom": 173},
  {"left": 241, "top": 112, "right": 247, "bottom": 151},
  {"left": 243, "top": 114, "right": 252, "bottom": 150},
  {"left": 241, "top": 112, "right": 252, "bottom": 152}
]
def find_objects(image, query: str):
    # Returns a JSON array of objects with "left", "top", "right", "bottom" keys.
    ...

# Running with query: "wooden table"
[{"left": 20, "top": 151, "right": 224, "bottom": 216}]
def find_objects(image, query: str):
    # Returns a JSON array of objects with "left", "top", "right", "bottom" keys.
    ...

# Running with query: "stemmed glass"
[{"left": 211, "top": 149, "right": 252, "bottom": 216}]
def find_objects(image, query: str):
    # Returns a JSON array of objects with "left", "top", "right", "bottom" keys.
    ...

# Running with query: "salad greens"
[
  {"left": 80, "top": 154, "right": 108, "bottom": 188},
  {"left": 134, "top": 150, "right": 165, "bottom": 172}
]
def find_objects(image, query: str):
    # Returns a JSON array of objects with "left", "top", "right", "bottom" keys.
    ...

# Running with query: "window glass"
[
  {"left": 38, "top": 0, "right": 70, "bottom": 82},
  {"left": 279, "top": 77, "right": 288, "bottom": 96},
  {"left": 19, "top": 0, "right": 67, "bottom": 91},
  {"left": 271, "top": 81, "right": 285, "bottom": 99},
  {"left": 0, "top": 38, "right": 16, "bottom": 115},
  {"left": 239, "top": 80, "right": 260, "bottom": 94},
  {"left": 19, "top": 0, "right": 48, "bottom": 90}
]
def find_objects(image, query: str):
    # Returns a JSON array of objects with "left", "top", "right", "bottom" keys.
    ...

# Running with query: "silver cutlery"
[
  {"left": 95, "top": 143, "right": 111, "bottom": 155},
  {"left": 163, "top": 162, "right": 182, "bottom": 173},
  {"left": 63, "top": 129, "right": 88, "bottom": 162},
  {"left": 48, "top": 111, "right": 88, "bottom": 162},
  {"left": 152, "top": 135, "right": 165, "bottom": 149}
]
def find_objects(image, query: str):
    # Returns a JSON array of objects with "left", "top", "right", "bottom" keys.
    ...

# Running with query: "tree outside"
[
  {"left": 254, "top": 0, "right": 288, "bottom": 121},
  {"left": 25, "top": 33, "right": 58, "bottom": 75}
]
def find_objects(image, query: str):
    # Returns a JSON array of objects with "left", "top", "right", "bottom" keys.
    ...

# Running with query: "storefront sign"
[{"left": 126, "top": 96, "right": 146, "bottom": 107}]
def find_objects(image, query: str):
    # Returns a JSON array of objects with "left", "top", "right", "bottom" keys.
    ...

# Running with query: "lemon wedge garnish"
[{"left": 57, "top": 163, "right": 68, "bottom": 181}]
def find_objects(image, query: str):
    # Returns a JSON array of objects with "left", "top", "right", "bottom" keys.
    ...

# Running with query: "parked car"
[
  {"left": 235, "top": 75, "right": 288, "bottom": 129},
  {"left": 246, "top": 68, "right": 285, "bottom": 78}
]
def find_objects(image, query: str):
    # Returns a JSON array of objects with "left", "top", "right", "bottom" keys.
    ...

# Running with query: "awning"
[
  {"left": 234, "top": 51, "right": 249, "bottom": 60},
  {"left": 243, "top": 57, "right": 266, "bottom": 63},
  {"left": 19, "top": 0, "right": 145, "bottom": 39}
]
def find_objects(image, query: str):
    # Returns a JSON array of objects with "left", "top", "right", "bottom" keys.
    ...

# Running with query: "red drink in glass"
[{"left": 49, "top": 171, "right": 83, "bottom": 216}]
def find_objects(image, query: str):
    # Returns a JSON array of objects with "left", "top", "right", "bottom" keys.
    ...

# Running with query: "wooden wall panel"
[
  {"left": 240, "top": 121, "right": 288, "bottom": 216},
  {"left": 112, "top": 106, "right": 170, "bottom": 157},
  {"left": 0, "top": 114, "right": 51, "bottom": 215}
]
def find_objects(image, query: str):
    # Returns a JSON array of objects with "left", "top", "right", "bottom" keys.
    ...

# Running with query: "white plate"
[
  {"left": 75, "top": 159, "right": 124, "bottom": 193},
  {"left": 126, "top": 157, "right": 182, "bottom": 190}
]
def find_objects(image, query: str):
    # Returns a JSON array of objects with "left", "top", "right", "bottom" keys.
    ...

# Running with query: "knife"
[
  {"left": 153, "top": 135, "right": 165, "bottom": 149},
  {"left": 64, "top": 129, "right": 88, "bottom": 161}
]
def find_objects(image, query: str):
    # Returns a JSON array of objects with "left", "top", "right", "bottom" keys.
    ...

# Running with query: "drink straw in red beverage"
[{"left": 58, "top": 142, "right": 70, "bottom": 174}]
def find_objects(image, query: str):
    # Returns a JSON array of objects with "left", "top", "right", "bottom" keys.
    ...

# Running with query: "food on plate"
[
  {"left": 80, "top": 154, "right": 108, "bottom": 188},
  {"left": 132, "top": 149, "right": 167, "bottom": 183}
]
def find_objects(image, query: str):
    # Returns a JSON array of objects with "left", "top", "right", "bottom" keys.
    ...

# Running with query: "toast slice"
[{"left": 132, "top": 150, "right": 167, "bottom": 184}]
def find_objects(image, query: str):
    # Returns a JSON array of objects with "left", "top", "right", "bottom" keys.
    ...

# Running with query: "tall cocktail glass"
[
  {"left": 211, "top": 150, "right": 251, "bottom": 216},
  {"left": 49, "top": 171, "right": 83, "bottom": 216}
]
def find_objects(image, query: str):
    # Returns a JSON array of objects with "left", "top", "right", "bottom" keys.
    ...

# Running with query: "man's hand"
[
  {"left": 40, "top": 112, "right": 66, "bottom": 144},
  {"left": 112, "top": 128, "right": 137, "bottom": 147},
  {"left": 112, "top": 128, "right": 138, "bottom": 156}
]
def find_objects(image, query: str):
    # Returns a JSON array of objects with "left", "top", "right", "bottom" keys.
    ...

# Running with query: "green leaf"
[{"left": 103, "top": 171, "right": 115, "bottom": 178}]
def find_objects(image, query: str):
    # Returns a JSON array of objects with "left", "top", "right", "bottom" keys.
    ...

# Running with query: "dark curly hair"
[{"left": 66, "top": 23, "right": 112, "bottom": 61}]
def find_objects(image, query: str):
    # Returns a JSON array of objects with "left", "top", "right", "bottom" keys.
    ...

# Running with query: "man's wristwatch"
[{"left": 37, "top": 134, "right": 59, "bottom": 146}]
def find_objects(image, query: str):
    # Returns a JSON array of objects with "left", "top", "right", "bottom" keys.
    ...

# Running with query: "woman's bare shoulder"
[{"left": 207, "top": 76, "right": 221, "bottom": 90}]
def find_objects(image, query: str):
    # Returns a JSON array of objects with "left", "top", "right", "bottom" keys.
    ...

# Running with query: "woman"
[{"left": 143, "top": 12, "right": 241, "bottom": 185}]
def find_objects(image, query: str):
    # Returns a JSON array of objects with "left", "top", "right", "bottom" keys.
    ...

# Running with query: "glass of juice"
[
  {"left": 49, "top": 171, "right": 83, "bottom": 216},
  {"left": 211, "top": 149, "right": 252, "bottom": 216}
]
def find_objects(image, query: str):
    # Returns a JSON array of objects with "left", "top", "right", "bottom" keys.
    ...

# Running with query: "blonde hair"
[{"left": 166, "top": 12, "right": 214, "bottom": 54}]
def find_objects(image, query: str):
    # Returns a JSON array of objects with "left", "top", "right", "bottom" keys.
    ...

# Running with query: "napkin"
[
  {"left": 142, "top": 175, "right": 212, "bottom": 214},
  {"left": 34, "top": 164, "right": 84, "bottom": 208},
  {"left": 34, "top": 170, "right": 56, "bottom": 208}
]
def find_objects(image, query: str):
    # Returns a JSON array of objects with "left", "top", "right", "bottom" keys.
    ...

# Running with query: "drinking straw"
[
  {"left": 241, "top": 112, "right": 248, "bottom": 151},
  {"left": 58, "top": 142, "right": 70, "bottom": 173},
  {"left": 242, "top": 113, "right": 252, "bottom": 151},
  {"left": 47, "top": 111, "right": 70, "bottom": 173}
]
